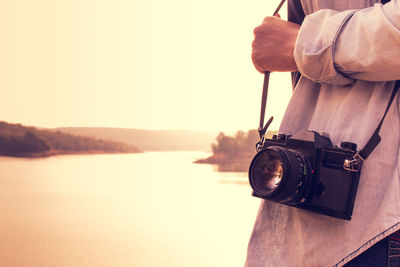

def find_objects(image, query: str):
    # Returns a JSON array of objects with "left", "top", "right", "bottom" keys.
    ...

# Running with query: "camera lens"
[
  {"left": 249, "top": 147, "right": 311, "bottom": 204},
  {"left": 263, "top": 160, "right": 283, "bottom": 191},
  {"left": 251, "top": 149, "right": 284, "bottom": 192}
]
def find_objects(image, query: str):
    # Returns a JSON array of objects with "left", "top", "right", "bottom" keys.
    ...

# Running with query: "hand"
[{"left": 252, "top": 16, "right": 300, "bottom": 73}]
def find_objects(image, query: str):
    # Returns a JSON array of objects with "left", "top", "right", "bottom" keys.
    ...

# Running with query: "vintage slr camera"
[{"left": 248, "top": 130, "right": 361, "bottom": 220}]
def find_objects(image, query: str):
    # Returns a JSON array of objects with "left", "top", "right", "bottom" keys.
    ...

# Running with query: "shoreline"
[
  {"left": 194, "top": 153, "right": 253, "bottom": 172},
  {"left": 0, "top": 150, "right": 143, "bottom": 159}
]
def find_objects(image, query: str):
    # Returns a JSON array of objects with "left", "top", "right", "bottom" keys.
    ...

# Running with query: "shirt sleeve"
[{"left": 294, "top": 1, "right": 400, "bottom": 85}]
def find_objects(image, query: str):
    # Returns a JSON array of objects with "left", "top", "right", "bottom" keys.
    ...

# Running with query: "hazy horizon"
[{"left": 3, "top": 120, "right": 229, "bottom": 134}]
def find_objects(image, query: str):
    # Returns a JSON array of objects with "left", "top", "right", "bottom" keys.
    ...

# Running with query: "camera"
[{"left": 248, "top": 130, "right": 362, "bottom": 220}]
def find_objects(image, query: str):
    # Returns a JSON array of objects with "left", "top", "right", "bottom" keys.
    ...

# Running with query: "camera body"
[{"left": 249, "top": 130, "right": 361, "bottom": 220}]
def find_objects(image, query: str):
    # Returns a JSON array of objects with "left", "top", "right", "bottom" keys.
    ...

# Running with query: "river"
[{"left": 0, "top": 151, "right": 260, "bottom": 267}]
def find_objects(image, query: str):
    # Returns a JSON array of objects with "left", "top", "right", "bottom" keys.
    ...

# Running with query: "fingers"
[
  {"left": 261, "top": 15, "right": 281, "bottom": 24},
  {"left": 251, "top": 16, "right": 300, "bottom": 73},
  {"left": 262, "top": 16, "right": 273, "bottom": 24},
  {"left": 252, "top": 55, "right": 265, "bottom": 73}
]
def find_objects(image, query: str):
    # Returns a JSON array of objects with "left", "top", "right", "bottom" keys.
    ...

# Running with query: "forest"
[
  {"left": 0, "top": 121, "right": 141, "bottom": 157},
  {"left": 195, "top": 129, "right": 277, "bottom": 172}
]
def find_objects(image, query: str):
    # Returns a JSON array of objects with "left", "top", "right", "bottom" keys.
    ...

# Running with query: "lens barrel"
[{"left": 249, "top": 146, "right": 311, "bottom": 205}]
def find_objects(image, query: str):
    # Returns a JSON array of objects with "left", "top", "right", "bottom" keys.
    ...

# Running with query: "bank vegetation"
[
  {"left": 195, "top": 129, "right": 277, "bottom": 172},
  {"left": 0, "top": 121, "right": 141, "bottom": 157}
]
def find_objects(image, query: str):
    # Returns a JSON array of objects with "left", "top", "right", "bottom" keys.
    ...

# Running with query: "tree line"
[
  {"left": 195, "top": 129, "right": 277, "bottom": 172},
  {"left": 0, "top": 121, "right": 141, "bottom": 157}
]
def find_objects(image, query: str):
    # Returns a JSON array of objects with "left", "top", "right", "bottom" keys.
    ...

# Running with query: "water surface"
[{"left": 0, "top": 152, "right": 260, "bottom": 267}]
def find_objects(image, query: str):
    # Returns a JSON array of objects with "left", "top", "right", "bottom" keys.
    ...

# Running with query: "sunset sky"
[{"left": 1, "top": 0, "right": 292, "bottom": 133}]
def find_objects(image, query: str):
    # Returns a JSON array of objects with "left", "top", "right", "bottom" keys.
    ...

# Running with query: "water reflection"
[{"left": 0, "top": 152, "right": 259, "bottom": 267}]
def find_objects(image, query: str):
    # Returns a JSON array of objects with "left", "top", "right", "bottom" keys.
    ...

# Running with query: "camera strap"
[
  {"left": 257, "top": 1, "right": 286, "bottom": 142},
  {"left": 258, "top": 72, "right": 274, "bottom": 141},
  {"left": 356, "top": 80, "right": 400, "bottom": 160},
  {"left": 258, "top": 76, "right": 399, "bottom": 169},
  {"left": 344, "top": 80, "right": 399, "bottom": 172}
]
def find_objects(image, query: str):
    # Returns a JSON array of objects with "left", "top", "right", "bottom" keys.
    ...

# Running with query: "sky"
[{"left": 1, "top": 0, "right": 292, "bottom": 134}]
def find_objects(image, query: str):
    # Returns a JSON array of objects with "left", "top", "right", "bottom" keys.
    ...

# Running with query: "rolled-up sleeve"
[{"left": 294, "top": 1, "right": 400, "bottom": 84}]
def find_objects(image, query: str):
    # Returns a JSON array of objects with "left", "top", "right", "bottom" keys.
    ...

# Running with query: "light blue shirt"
[{"left": 246, "top": 1, "right": 400, "bottom": 266}]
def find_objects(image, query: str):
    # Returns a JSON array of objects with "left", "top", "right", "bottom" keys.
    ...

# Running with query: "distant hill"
[
  {"left": 54, "top": 127, "right": 217, "bottom": 151},
  {"left": 0, "top": 121, "right": 141, "bottom": 157}
]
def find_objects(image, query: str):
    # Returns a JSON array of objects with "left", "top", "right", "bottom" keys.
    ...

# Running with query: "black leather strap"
[
  {"left": 358, "top": 80, "right": 400, "bottom": 160},
  {"left": 288, "top": 0, "right": 305, "bottom": 88},
  {"left": 257, "top": 0, "right": 286, "bottom": 140},
  {"left": 258, "top": 72, "right": 273, "bottom": 139}
]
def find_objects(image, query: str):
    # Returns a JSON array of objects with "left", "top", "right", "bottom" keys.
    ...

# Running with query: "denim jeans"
[{"left": 344, "top": 230, "right": 400, "bottom": 267}]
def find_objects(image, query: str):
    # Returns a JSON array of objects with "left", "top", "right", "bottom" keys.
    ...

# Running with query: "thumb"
[{"left": 274, "top": 13, "right": 281, "bottom": 18}]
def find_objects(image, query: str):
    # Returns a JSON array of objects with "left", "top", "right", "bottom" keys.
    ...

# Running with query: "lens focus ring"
[{"left": 249, "top": 146, "right": 311, "bottom": 204}]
